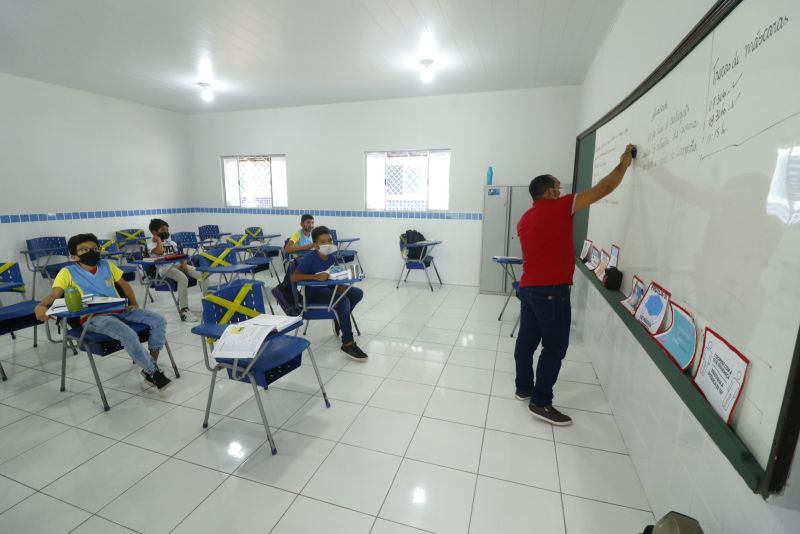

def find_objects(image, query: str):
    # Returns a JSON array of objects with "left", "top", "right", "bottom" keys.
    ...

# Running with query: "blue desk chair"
[
  {"left": 172, "top": 231, "right": 203, "bottom": 256},
  {"left": 21, "top": 236, "right": 71, "bottom": 298},
  {"left": 198, "top": 225, "right": 231, "bottom": 247},
  {"left": 0, "top": 262, "right": 41, "bottom": 380},
  {"left": 115, "top": 229, "right": 147, "bottom": 261},
  {"left": 98, "top": 240, "right": 136, "bottom": 282},
  {"left": 295, "top": 267, "right": 362, "bottom": 337},
  {"left": 397, "top": 240, "right": 443, "bottom": 292},
  {"left": 44, "top": 301, "right": 180, "bottom": 411},
  {"left": 329, "top": 229, "right": 363, "bottom": 271},
  {"left": 191, "top": 279, "right": 329, "bottom": 453},
  {"left": 195, "top": 247, "right": 271, "bottom": 312},
  {"left": 227, "top": 233, "right": 281, "bottom": 279},
  {"left": 244, "top": 227, "right": 281, "bottom": 260}
]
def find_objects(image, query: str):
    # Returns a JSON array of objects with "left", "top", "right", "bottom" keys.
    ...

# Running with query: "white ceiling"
[{"left": 0, "top": 0, "right": 623, "bottom": 114}]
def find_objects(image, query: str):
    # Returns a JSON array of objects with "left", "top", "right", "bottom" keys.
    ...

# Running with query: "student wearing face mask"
[
  {"left": 34, "top": 233, "right": 172, "bottom": 390},
  {"left": 291, "top": 226, "right": 367, "bottom": 361},
  {"left": 147, "top": 218, "right": 206, "bottom": 322}
]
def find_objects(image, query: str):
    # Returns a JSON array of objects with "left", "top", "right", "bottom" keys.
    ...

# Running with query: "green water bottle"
[{"left": 64, "top": 287, "right": 83, "bottom": 312}]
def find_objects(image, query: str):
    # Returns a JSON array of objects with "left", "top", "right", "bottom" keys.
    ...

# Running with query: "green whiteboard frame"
[{"left": 571, "top": 0, "right": 800, "bottom": 496}]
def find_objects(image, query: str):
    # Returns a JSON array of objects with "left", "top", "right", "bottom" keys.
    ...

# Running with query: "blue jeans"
[
  {"left": 513, "top": 285, "right": 571, "bottom": 406},
  {"left": 85, "top": 308, "right": 167, "bottom": 374},
  {"left": 305, "top": 286, "right": 363, "bottom": 343}
]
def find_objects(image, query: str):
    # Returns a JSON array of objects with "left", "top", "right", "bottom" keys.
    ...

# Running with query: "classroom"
[{"left": 0, "top": 1, "right": 799, "bottom": 533}]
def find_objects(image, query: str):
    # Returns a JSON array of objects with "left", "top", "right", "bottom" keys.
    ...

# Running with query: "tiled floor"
[{"left": 0, "top": 276, "right": 655, "bottom": 533}]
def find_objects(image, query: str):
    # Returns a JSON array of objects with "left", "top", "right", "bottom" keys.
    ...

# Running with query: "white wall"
[
  {"left": 188, "top": 87, "right": 580, "bottom": 284},
  {"left": 0, "top": 72, "right": 192, "bottom": 296},
  {"left": 575, "top": 0, "right": 800, "bottom": 530}
]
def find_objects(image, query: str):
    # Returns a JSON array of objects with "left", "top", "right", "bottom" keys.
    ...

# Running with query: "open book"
[
  {"left": 211, "top": 314, "right": 302, "bottom": 360},
  {"left": 46, "top": 295, "right": 127, "bottom": 316},
  {"left": 317, "top": 264, "right": 364, "bottom": 281}
]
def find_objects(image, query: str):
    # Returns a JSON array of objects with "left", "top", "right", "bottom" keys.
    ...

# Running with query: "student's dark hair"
[
  {"left": 301, "top": 214, "right": 314, "bottom": 223},
  {"left": 311, "top": 226, "right": 331, "bottom": 243},
  {"left": 529, "top": 174, "right": 556, "bottom": 200},
  {"left": 148, "top": 218, "right": 169, "bottom": 233},
  {"left": 67, "top": 233, "right": 100, "bottom": 255}
]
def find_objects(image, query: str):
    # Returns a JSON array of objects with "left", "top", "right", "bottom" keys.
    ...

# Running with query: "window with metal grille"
[
  {"left": 221, "top": 155, "right": 288, "bottom": 208},
  {"left": 366, "top": 150, "right": 450, "bottom": 211}
]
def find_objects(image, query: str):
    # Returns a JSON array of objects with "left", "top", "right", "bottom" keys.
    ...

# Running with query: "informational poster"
[
  {"left": 594, "top": 249, "right": 611, "bottom": 281},
  {"left": 654, "top": 302, "right": 697, "bottom": 370},
  {"left": 693, "top": 328, "right": 750, "bottom": 424},
  {"left": 609, "top": 244, "right": 620, "bottom": 269},
  {"left": 585, "top": 246, "right": 601, "bottom": 270},
  {"left": 579, "top": 239, "right": 592, "bottom": 261},
  {"left": 621, "top": 276, "right": 646, "bottom": 314},
  {"left": 634, "top": 282, "right": 671, "bottom": 334}
]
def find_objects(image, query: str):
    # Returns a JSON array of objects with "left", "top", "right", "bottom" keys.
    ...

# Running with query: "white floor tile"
[
  {"left": 176, "top": 416, "right": 267, "bottom": 472},
  {"left": 460, "top": 320, "right": 502, "bottom": 336},
  {"left": 228, "top": 386, "right": 312, "bottom": 428},
  {"left": 370, "top": 519, "right": 431, "bottom": 533},
  {"left": 342, "top": 352, "right": 399, "bottom": 377},
  {"left": 558, "top": 360, "right": 600, "bottom": 384},
  {"left": 380, "top": 323, "right": 423, "bottom": 341},
  {"left": 271, "top": 364, "right": 337, "bottom": 395},
  {"left": 455, "top": 332, "right": 498, "bottom": 351},
  {"left": 123, "top": 405, "right": 219, "bottom": 455},
  {"left": 78, "top": 395, "right": 175, "bottom": 440},
  {"left": 415, "top": 327, "right": 459, "bottom": 345},
  {"left": 380, "top": 459, "right": 476, "bottom": 534},
  {"left": 485, "top": 396, "right": 554, "bottom": 441},
  {"left": 552, "top": 408, "right": 628, "bottom": 454},
  {"left": 234, "top": 430, "right": 335, "bottom": 492},
  {"left": 365, "top": 337, "right": 411, "bottom": 357},
  {"left": 406, "top": 417, "right": 483, "bottom": 472},
  {"left": 403, "top": 341, "right": 452, "bottom": 363},
  {"left": 0, "top": 493, "right": 90, "bottom": 534},
  {"left": 553, "top": 380, "right": 611, "bottom": 414},
  {"left": 43, "top": 442, "right": 167, "bottom": 512},
  {"left": 0, "top": 404, "right": 31, "bottom": 429},
  {"left": 172, "top": 475, "right": 295, "bottom": 534},
  {"left": 424, "top": 316, "right": 465, "bottom": 331},
  {"left": 389, "top": 358, "right": 444, "bottom": 386},
  {"left": 284, "top": 396, "right": 362, "bottom": 441},
  {"left": 38, "top": 387, "right": 133, "bottom": 426},
  {"left": 181, "top": 376, "right": 252, "bottom": 415},
  {"left": 562, "top": 494, "right": 655, "bottom": 534},
  {"left": 139, "top": 369, "right": 211, "bottom": 404},
  {"left": 321, "top": 370, "right": 383, "bottom": 404},
  {"left": 0, "top": 365, "right": 55, "bottom": 400},
  {"left": 99, "top": 458, "right": 227, "bottom": 534},
  {"left": 432, "top": 307, "right": 470, "bottom": 320},
  {"left": 0, "top": 427, "right": 114, "bottom": 489},
  {"left": 369, "top": 379, "right": 434, "bottom": 415},
  {"left": 306, "top": 344, "right": 352, "bottom": 370},
  {"left": 556, "top": 443, "right": 650, "bottom": 510},
  {"left": 0, "top": 474, "right": 35, "bottom": 514},
  {"left": 69, "top": 516, "right": 139, "bottom": 534},
  {"left": 470, "top": 476, "right": 565, "bottom": 534},
  {"left": 423, "top": 387, "right": 489, "bottom": 427},
  {"left": 303, "top": 443, "right": 401, "bottom": 514},
  {"left": 341, "top": 405, "right": 420, "bottom": 456},
  {"left": 2, "top": 376, "right": 92, "bottom": 412},
  {"left": 479, "top": 429, "right": 560, "bottom": 491},
  {"left": 437, "top": 364, "right": 493, "bottom": 394},
  {"left": 496, "top": 335, "right": 518, "bottom": 353},
  {"left": 0, "top": 414, "right": 69, "bottom": 464},
  {"left": 493, "top": 351, "right": 516, "bottom": 372},
  {"left": 272, "top": 495, "right": 374, "bottom": 534},
  {"left": 446, "top": 347, "right": 496, "bottom": 370}
]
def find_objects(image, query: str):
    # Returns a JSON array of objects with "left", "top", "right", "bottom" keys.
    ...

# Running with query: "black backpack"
[
  {"left": 401, "top": 230, "right": 427, "bottom": 260},
  {"left": 271, "top": 264, "right": 303, "bottom": 316}
]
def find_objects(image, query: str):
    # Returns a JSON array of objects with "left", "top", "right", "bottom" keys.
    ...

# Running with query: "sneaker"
[
  {"left": 142, "top": 369, "right": 172, "bottom": 390},
  {"left": 341, "top": 342, "right": 368, "bottom": 361},
  {"left": 527, "top": 403, "right": 572, "bottom": 426},
  {"left": 514, "top": 390, "right": 532, "bottom": 401},
  {"left": 180, "top": 308, "right": 199, "bottom": 323},
  {"left": 332, "top": 319, "right": 340, "bottom": 338}
]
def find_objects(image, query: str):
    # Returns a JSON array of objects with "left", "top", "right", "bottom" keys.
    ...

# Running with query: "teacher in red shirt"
[{"left": 514, "top": 144, "right": 634, "bottom": 426}]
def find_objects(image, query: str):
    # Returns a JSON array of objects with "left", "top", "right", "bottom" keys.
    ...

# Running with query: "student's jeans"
[
  {"left": 163, "top": 265, "right": 206, "bottom": 310},
  {"left": 305, "top": 286, "right": 364, "bottom": 344},
  {"left": 513, "top": 284, "right": 571, "bottom": 406},
  {"left": 85, "top": 308, "right": 167, "bottom": 375}
]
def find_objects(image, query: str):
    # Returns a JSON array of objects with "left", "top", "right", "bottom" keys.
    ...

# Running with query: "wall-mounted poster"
[{"left": 634, "top": 282, "right": 671, "bottom": 334}]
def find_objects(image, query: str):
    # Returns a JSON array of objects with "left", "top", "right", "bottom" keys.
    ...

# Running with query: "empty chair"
[
  {"left": 0, "top": 261, "right": 41, "bottom": 380},
  {"left": 21, "top": 236, "right": 71, "bottom": 298}
]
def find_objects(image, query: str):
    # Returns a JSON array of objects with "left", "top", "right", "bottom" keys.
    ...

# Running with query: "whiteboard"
[{"left": 586, "top": 0, "right": 800, "bottom": 468}]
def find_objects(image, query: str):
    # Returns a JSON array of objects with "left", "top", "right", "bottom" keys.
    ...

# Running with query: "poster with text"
[
  {"left": 585, "top": 246, "right": 601, "bottom": 270},
  {"left": 594, "top": 249, "right": 611, "bottom": 281},
  {"left": 693, "top": 328, "right": 750, "bottom": 424},
  {"left": 634, "top": 282, "right": 671, "bottom": 334},
  {"left": 621, "top": 276, "right": 646, "bottom": 314},
  {"left": 654, "top": 302, "right": 697, "bottom": 370}
]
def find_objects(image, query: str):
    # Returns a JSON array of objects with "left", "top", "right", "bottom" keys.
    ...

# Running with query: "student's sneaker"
[
  {"left": 341, "top": 343, "right": 368, "bottom": 361},
  {"left": 180, "top": 308, "right": 200, "bottom": 323},
  {"left": 142, "top": 369, "right": 172, "bottom": 390},
  {"left": 332, "top": 319, "right": 340, "bottom": 338},
  {"left": 527, "top": 403, "right": 572, "bottom": 426},
  {"left": 514, "top": 390, "right": 532, "bottom": 401}
]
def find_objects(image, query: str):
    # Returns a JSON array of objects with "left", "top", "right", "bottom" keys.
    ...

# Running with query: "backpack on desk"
[{"left": 401, "top": 230, "right": 427, "bottom": 260}]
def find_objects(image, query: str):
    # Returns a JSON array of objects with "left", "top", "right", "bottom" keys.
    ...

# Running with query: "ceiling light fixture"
[
  {"left": 198, "top": 82, "right": 214, "bottom": 102},
  {"left": 419, "top": 58, "right": 435, "bottom": 83}
]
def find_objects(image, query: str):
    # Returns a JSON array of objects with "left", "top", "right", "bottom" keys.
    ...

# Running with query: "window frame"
[
  {"left": 220, "top": 154, "right": 288, "bottom": 208},
  {"left": 364, "top": 148, "right": 452, "bottom": 212}
]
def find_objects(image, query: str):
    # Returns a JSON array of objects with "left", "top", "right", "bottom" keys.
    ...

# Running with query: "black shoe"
[
  {"left": 341, "top": 342, "right": 368, "bottom": 361},
  {"left": 527, "top": 403, "right": 572, "bottom": 426},
  {"left": 514, "top": 390, "right": 532, "bottom": 401},
  {"left": 332, "top": 319, "right": 340, "bottom": 338},
  {"left": 142, "top": 369, "right": 172, "bottom": 390}
]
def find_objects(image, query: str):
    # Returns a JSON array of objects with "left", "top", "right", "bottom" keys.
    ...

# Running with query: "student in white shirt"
[{"left": 147, "top": 218, "right": 206, "bottom": 322}]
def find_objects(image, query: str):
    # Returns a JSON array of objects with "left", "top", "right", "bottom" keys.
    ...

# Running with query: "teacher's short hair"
[{"left": 529, "top": 174, "right": 555, "bottom": 199}]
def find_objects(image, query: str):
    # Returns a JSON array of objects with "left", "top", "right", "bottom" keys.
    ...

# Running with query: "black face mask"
[
  {"left": 78, "top": 250, "right": 101, "bottom": 267},
  {"left": 158, "top": 231, "right": 170, "bottom": 240}
]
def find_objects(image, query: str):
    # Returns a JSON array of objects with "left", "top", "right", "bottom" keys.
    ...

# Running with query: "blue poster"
[{"left": 654, "top": 303, "right": 697, "bottom": 370}]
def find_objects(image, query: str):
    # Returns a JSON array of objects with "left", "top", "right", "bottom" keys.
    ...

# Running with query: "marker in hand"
[{"left": 631, "top": 145, "right": 638, "bottom": 159}]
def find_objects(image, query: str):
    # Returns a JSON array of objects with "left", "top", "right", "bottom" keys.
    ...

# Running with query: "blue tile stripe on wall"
[{"left": 0, "top": 207, "right": 482, "bottom": 224}]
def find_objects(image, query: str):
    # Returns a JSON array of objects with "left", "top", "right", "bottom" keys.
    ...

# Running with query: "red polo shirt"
[{"left": 517, "top": 194, "right": 576, "bottom": 287}]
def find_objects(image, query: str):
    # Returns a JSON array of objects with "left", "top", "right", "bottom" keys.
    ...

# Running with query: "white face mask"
[{"left": 318, "top": 244, "right": 337, "bottom": 255}]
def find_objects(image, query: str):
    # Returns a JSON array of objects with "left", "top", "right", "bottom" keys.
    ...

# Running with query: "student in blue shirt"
[{"left": 291, "top": 226, "right": 367, "bottom": 361}]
